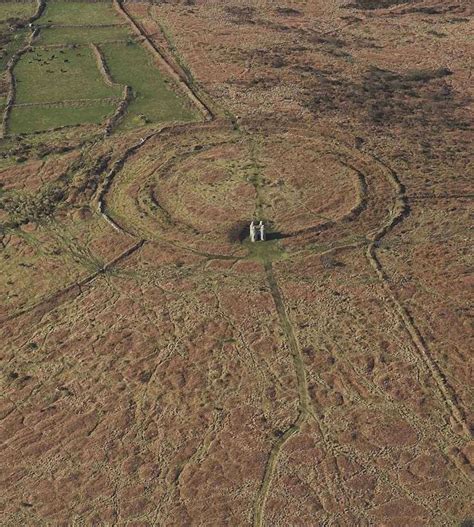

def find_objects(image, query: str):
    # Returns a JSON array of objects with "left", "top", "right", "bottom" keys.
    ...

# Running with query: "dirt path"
[
  {"left": 362, "top": 153, "right": 471, "bottom": 439},
  {"left": 252, "top": 261, "right": 310, "bottom": 527}
]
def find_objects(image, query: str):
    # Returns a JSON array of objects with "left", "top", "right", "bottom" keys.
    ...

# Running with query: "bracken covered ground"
[{"left": 0, "top": 0, "right": 473, "bottom": 526}]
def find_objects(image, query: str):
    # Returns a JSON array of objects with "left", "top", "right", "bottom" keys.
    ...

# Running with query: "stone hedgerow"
[
  {"left": 90, "top": 42, "right": 132, "bottom": 135},
  {"left": 104, "top": 85, "right": 132, "bottom": 135},
  {"left": 1, "top": 27, "right": 40, "bottom": 138}
]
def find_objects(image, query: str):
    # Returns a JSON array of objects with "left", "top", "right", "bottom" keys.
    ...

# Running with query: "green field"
[
  {"left": 0, "top": 2, "right": 35, "bottom": 22},
  {"left": 15, "top": 47, "right": 121, "bottom": 103},
  {"left": 37, "top": 25, "right": 130, "bottom": 45},
  {"left": 41, "top": 0, "right": 119, "bottom": 26},
  {"left": 101, "top": 41, "right": 196, "bottom": 128},
  {"left": 9, "top": 101, "right": 116, "bottom": 134},
  {"left": 6, "top": 0, "right": 197, "bottom": 134}
]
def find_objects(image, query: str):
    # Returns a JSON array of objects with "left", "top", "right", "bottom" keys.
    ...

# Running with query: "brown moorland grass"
[{"left": 0, "top": 1, "right": 472, "bottom": 526}]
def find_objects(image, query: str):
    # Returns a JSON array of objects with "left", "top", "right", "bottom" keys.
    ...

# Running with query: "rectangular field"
[
  {"left": 41, "top": 0, "right": 119, "bottom": 26},
  {"left": 14, "top": 46, "right": 121, "bottom": 103},
  {"left": 101, "top": 41, "right": 196, "bottom": 128},
  {"left": 9, "top": 101, "right": 116, "bottom": 134},
  {"left": 37, "top": 25, "right": 131, "bottom": 46}
]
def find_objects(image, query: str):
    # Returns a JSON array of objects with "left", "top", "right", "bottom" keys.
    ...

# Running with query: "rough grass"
[
  {"left": 0, "top": 2, "right": 36, "bottom": 22},
  {"left": 9, "top": 102, "right": 116, "bottom": 134},
  {"left": 349, "top": 0, "right": 414, "bottom": 8},
  {"left": 1, "top": 3, "right": 473, "bottom": 526},
  {"left": 37, "top": 26, "right": 131, "bottom": 46},
  {"left": 101, "top": 41, "right": 196, "bottom": 128},
  {"left": 303, "top": 65, "right": 466, "bottom": 130},
  {"left": 0, "top": 28, "right": 27, "bottom": 70},
  {"left": 245, "top": 238, "right": 287, "bottom": 262},
  {"left": 0, "top": 214, "right": 128, "bottom": 313},
  {"left": 42, "top": 0, "right": 119, "bottom": 26},
  {"left": 14, "top": 46, "right": 121, "bottom": 103}
]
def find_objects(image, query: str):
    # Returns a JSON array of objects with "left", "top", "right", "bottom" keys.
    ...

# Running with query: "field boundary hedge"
[
  {"left": 13, "top": 96, "right": 121, "bottom": 108},
  {"left": 38, "top": 23, "right": 127, "bottom": 28},
  {"left": 90, "top": 42, "right": 131, "bottom": 135}
]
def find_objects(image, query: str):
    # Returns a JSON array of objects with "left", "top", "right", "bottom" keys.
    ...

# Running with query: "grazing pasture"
[
  {"left": 41, "top": 0, "right": 119, "bottom": 26},
  {"left": 0, "top": 1, "right": 35, "bottom": 22},
  {"left": 5, "top": 0, "right": 195, "bottom": 134},
  {"left": 37, "top": 25, "right": 131, "bottom": 46},
  {"left": 15, "top": 47, "right": 122, "bottom": 103},
  {"left": 9, "top": 101, "right": 116, "bottom": 134},
  {"left": 101, "top": 41, "right": 196, "bottom": 129}
]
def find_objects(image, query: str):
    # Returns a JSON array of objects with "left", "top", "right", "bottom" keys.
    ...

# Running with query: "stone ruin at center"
[{"left": 250, "top": 221, "right": 265, "bottom": 242}]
